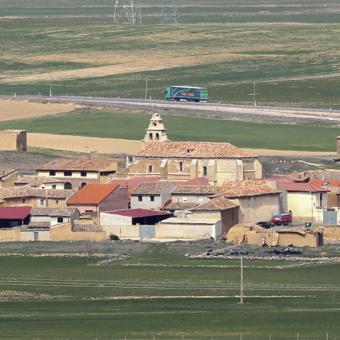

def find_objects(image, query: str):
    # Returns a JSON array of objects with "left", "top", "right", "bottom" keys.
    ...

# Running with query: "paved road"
[{"left": 2, "top": 95, "right": 340, "bottom": 123}]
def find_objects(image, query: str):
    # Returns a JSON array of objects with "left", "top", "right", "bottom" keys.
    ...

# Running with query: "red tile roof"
[
  {"left": 218, "top": 180, "right": 279, "bottom": 198},
  {"left": 310, "top": 179, "right": 340, "bottom": 188},
  {"left": 277, "top": 181, "right": 329, "bottom": 193},
  {"left": 67, "top": 184, "right": 119, "bottom": 205},
  {"left": 135, "top": 141, "right": 255, "bottom": 159},
  {"left": 0, "top": 206, "right": 32, "bottom": 220},
  {"left": 184, "top": 178, "right": 210, "bottom": 185},
  {"left": 107, "top": 209, "right": 170, "bottom": 218}
]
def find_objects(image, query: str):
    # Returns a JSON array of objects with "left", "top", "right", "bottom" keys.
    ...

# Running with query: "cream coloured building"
[{"left": 125, "top": 113, "right": 262, "bottom": 186}]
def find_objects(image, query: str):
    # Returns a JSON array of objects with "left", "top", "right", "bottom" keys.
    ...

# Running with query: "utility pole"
[
  {"left": 144, "top": 78, "right": 148, "bottom": 100},
  {"left": 161, "top": 0, "right": 182, "bottom": 24},
  {"left": 253, "top": 82, "right": 256, "bottom": 107},
  {"left": 240, "top": 256, "right": 244, "bottom": 304},
  {"left": 49, "top": 76, "right": 52, "bottom": 97}
]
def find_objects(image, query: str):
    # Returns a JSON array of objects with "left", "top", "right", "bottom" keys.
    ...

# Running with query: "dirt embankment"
[{"left": 0, "top": 99, "right": 78, "bottom": 121}]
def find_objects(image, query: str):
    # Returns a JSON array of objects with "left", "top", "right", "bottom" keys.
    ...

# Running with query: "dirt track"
[
  {"left": 0, "top": 99, "right": 78, "bottom": 121},
  {"left": 28, "top": 133, "right": 335, "bottom": 157}
]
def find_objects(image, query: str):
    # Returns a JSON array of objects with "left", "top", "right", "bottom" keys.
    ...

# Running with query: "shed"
[{"left": 0, "top": 206, "right": 32, "bottom": 228}]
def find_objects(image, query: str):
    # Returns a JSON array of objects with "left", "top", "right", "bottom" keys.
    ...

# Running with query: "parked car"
[
  {"left": 272, "top": 213, "right": 292, "bottom": 226},
  {"left": 256, "top": 221, "right": 272, "bottom": 229}
]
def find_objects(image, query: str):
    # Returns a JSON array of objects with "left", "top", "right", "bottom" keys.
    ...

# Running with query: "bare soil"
[
  {"left": 28, "top": 133, "right": 335, "bottom": 157},
  {"left": 0, "top": 99, "right": 78, "bottom": 121}
]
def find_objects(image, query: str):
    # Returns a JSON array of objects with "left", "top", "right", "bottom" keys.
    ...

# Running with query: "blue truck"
[{"left": 164, "top": 86, "right": 208, "bottom": 102}]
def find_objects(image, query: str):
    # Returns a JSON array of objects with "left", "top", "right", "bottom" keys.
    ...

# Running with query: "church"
[{"left": 125, "top": 113, "right": 262, "bottom": 186}]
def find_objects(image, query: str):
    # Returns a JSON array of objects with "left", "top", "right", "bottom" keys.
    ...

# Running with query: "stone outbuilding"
[{"left": 0, "top": 130, "right": 27, "bottom": 152}]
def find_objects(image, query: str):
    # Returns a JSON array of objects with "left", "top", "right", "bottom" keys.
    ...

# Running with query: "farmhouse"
[
  {"left": 0, "top": 187, "right": 72, "bottom": 208},
  {"left": 30, "top": 207, "right": 80, "bottom": 227},
  {"left": 67, "top": 183, "right": 129, "bottom": 215},
  {"left": 130, "top": 181, "right": 174, "bottom": 210},
  {"left": 125, "top": 113, "right": 262, "bottom": 186},
  {"left": 274, "top": 178, "right": 328, "bottom": 223},
  {"left": 36, "top": 154, "right": 118, "bottom": 190},
  {"left": 216, "top": 180, "right": 281, "bottom": 224}
]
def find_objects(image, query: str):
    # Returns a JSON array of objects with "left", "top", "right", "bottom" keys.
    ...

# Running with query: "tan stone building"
[
  {"left": 36, "top": 154, "right": 118, "bottom": 190},
  {"left": 216, "top": 180, "right": 281, "bottom": 223},
  {"left": 0, "top": 130, "right": 27, "bottom": 152},
  {"left": 126, "top": 113, "right": 262, "bottom": 186}
]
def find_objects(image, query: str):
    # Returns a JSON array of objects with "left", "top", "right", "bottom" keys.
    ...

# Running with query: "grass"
[
  {"left": 2, "top": 3, "right": 340, "bottom": 107},
  {"left": 0, "top": 108, "right": 338, "bottom": 151},
  {"left": 0, "top": 247, "right": 340, "bottom": 339}
]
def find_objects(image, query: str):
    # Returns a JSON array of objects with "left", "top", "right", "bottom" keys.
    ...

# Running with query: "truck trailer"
[{"left": 164, "top": 86, "right": 208, "bottom": 102}]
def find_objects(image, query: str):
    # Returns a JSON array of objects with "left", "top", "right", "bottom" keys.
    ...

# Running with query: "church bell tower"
[{"left": 144, "top": 113, "right": 169, "bottom": 142}]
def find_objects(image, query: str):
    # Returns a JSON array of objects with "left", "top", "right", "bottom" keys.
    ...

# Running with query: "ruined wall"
[{"left": 0, "top": 130, "right": 27, "bottom": 152}]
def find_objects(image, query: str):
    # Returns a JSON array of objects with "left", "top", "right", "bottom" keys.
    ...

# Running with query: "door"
[
  {"left": 323, "top": 209, "right": 337, "bottom": 225},
  {"left": 139, "top": 225, "right": 155, "bottom": 239},
  {"left": 33, "top": 231, "right": 39, "bottom": 241}
]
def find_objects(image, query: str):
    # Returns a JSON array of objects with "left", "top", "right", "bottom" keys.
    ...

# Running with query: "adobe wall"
[
  {"left": 50, "top": 223, "right": 106, "bottom": 241},
  {"left": 0, "top": 228, "right": 21, "bottom": 241},
  {"left": 0, "top": 130, "right": 27, "bottom": 152}
]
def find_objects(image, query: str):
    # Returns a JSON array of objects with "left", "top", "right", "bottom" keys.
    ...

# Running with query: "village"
[{"left": 0, "top": 112, "right": 339, "bottom": 249}]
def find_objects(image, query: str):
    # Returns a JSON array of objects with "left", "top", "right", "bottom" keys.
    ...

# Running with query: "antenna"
[
  {"left": 161, "top": 0, "right": 182, "bottom": 24},
  {"left": 113, "top": 0, "right": 142, "bottom": 24}
]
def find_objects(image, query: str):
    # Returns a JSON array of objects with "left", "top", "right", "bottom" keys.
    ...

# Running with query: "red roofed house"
[
  {"left": 0, "top": 206, "right": 31, "bottom": 228},
  {"left": 67, "top": 184, "right": 128, "bottom": 215},
  {"left": 274, "top": 178, "right": 328, "bottom": 223},
  {"left": 217, "top": 180, "right": 281, "bottom": 224},
  {"left": 124, "top": 113, "right": 262, "bottom": 186}
]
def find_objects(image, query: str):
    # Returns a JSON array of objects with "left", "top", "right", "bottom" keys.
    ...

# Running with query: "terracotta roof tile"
[
  {"left": 67, "top": 184, "right": 119, "bottom": 205},
  {"left": 172, "top": 184, "right": 217, "bottom": 195},
  {"left": 218, "top": 180, "right": 279, "bottom": 198},
  {"left": 135, "top": 141, "right": 255, "bottom": 159},
  {"left": 191, "top": 197, "right": 239, "bottom": 211},
  {"left": 0, "top": 188, "right": 73, "bottom": 199},
  {"left": 38, "top": 155, "right": 117, "bottom": 172},
  {"left": 132, "top": 182, "right": 175, "bottom": 195}
]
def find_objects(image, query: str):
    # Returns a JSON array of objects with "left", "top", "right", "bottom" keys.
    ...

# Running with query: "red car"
[{"left": 272, "top": 213, "right": 292, "bottom": 226}]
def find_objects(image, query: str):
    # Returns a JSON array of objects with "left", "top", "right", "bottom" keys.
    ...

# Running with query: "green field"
[
  {"left": 0, "top": 242, "right": 340, "bottom": 339},
  {"left": 2, "top": 1, "right": 340, "bottom": 107},
  {"left": 1, "top": 109, "right": 339, "bottom": 152}
]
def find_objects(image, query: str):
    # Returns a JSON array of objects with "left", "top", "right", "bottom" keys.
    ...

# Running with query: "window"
[
  {"left": 49, "top": 171, "right": 56, "bottom": 176},
  {"left": 52, "top": 185, "right": 56, "bottom": 190},
  {"left": 148, "top": 165, "right": 153, "bottom": 173},
  {"left": 203, "top": 166, "right": 207, "bottom": 176},
  {"left": 57, "top": 217, "right": 63, "bottom": 223},
  {"left": 81, "top": 182, "right": 87, "bottom": 188},
  {"left": 40, "top": 199, "right": 44, "bottom": 206},
  {"left": 64, "top": 171, "right": 72, "bottom": 177},
  {"left": 149, "top": 133, "right": 153, "bottom": 140},
  {"left": 155, "top": 133, "right": 160, "bottom": 140},
  {"left": 56, "top": 200, "right": 59, "bottom": 205},
  {"left": 64, "top": 182, "right": 72, "bottom": 190},
  {"left": 81, "top": 171, "right": 87, "bottom": 177},
  {"left": 22, "top": 199, "right": 26, "bottom": 204},
  {"left": 179, "top": 162, "right": 183, "bottom": 172},
  {"left": 138, "top": 195, "right": 143, "bottom": 202},
  {"left": 150, "top": 195, "right": 155, "bottom": 202}
]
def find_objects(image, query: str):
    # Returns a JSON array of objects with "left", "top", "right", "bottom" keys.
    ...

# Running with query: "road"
[{"left": 2, "top": 95, "right": 340, "bottom": 123}]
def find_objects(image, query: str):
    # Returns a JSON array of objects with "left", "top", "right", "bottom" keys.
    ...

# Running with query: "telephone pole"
[{"left": 240, "top": 256, "right": 244, "bottom": 304}]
